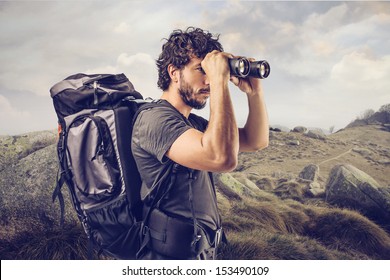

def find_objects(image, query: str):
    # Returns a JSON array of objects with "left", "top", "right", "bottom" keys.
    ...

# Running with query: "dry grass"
[
  {"left": 273, "top": 180, "right": 306, "bottom": 201},
  {"left": 305, "top": 208, "right": 390, "bottom": 259},
  {"left": 0, "top": 223, "right": 91, "bottom": 260},
  {"left": 218, "top": 229, "right": 358, "bottom": 260},
  {"left": 231, "top": 200, "right": 289, "bottom": 233},
  {"left": 2, "top": 125, "right": 389, "bottom": 260},
  {"left": 218, "top": 175, "right": 390, "bottom": 260}
]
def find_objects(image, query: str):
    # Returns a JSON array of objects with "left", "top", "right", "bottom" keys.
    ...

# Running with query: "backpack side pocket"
[{"left": 65, "top": 113, "right": 121, "bottom": 209}]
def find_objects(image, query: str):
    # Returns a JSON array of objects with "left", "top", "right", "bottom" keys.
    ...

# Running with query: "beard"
[{"left": 178, "top": 72, "right": 209, "bottom": 110}]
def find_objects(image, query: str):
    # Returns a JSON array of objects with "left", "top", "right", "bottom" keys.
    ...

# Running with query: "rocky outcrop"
[
  {"left": 325, "top": 164, "right": 390, "bottom": 225},
  {"left": 347, "top": 111, "right": 390, "bottom": 129},
  {"left": 0, "top": 133, "right": 78, "bottom": 241}
]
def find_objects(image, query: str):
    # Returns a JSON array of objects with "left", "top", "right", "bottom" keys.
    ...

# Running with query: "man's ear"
[{"left": 167, "top": 64, "right": 179, "bottom": 83}]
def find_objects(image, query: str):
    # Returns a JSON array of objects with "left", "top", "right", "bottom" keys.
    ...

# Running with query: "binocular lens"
[
  {"left": 250, "top": 60, "right": 271, "bottom": 79},
  {"left": 229, "top": 57, "right": 270, "bottom": 79},
  {"left": 238, "top": 59, "right": 248, "bottom": 75},
  {"left": 229, "top": 58, "right": 250, "bottom": 77}
]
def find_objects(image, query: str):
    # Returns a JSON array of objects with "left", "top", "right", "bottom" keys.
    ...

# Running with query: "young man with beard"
[{"left": 131, "top": 27, "right": 269, "bottom": 260}]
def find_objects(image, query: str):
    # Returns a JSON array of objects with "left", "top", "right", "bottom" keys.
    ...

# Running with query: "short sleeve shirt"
[{"left": 131, "top": 100, "right": 220, "bottom": 230}]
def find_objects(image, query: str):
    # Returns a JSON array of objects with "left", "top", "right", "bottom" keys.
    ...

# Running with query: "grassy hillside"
[{"left": 0, "top": 124, "right": 389, "bottom": 260}]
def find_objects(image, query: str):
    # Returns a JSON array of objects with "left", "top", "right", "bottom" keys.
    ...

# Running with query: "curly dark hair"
[{"left": 156, "top": 27, "right": 224, "bottom": 91}]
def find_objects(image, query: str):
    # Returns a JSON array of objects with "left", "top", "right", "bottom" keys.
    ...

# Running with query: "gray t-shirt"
[{"left": 131, "top": 100, "right": 221, "bottom": 231}]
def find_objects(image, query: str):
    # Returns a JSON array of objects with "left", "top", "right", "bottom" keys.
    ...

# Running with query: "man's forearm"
[
  {"left": 202, "top": 81, "right": 239, "bottom": 170},
  {"left": 240, "top": 89, "right": 269, "bottom": 152}
]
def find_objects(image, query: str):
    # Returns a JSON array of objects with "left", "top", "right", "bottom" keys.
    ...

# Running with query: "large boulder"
[
  {"left": 214, "top": 173, "right": 259, "bottom": 200},
  {"left": 325, "top": 164, "right": 390, "bottom": 225},
  {"left": 0, "top": 133, "right": 78, "bottom": 241}
]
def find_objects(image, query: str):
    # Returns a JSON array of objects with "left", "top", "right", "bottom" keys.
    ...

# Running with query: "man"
[{"left": 131, "top": 27, "right": 269, "bottom": 260}]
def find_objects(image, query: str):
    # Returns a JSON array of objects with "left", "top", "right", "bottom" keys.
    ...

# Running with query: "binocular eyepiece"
[{"left": 229, "top": 57, "right": 270, "bottom": 79}]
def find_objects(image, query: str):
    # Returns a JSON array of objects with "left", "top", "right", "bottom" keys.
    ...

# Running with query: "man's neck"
[{"left": 160, "top": 90, "right": 192, "bottom": 118}]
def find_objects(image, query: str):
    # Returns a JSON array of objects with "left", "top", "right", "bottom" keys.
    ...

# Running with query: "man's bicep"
[
  {"left": 166, "top": 128, "right": 217, "bottom": 171},
  {"left": 135, "top": 108, "right": 190, "bottom": 162}
]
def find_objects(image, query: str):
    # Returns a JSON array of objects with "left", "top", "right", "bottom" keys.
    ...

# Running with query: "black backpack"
[{"left": 50, "top": 73, "right": 149, "bottom": 259}]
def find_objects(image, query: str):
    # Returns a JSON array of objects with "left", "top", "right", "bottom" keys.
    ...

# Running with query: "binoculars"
[{"left": 229, "top": 57, "right": 270, "bottom": 79}]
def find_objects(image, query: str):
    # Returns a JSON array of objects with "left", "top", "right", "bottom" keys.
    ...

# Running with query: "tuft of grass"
[
  {"left": 0, "top": 223, "right": 92, "bottom": 260},
  {"left": 305, "top": 208, "right": 390, "bottom": 259},
  {"left": 278, "top": 203, "right": 310, "bottom": 235},
  {"left": 218, "top": 229, "right": 359, "bottom": 260},
  {"left": 230, "top": 200, "right": 288, "bottom": 233},
  {"left": 247, "top": 174, "right": 276, "bottom": 191},
  {"left": 273, "top": 180, "right": 305, "bottom": 201}
]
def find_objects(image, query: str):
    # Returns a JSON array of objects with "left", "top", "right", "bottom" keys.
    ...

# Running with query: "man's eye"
[{"left": 197, "top": 67, "right": 205, "bottom": 74}]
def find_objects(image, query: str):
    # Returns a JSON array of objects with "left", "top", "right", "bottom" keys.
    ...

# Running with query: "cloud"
[
  {"left": 0, "top": 95, "right": 30, "bottom": 118},
  {"left": 114, "top": 22, "right": 130, "bottom": 34},
  {"left": 86, "top": 52, "right": 160, "bottom": 100},
  {"left": 117, "top": 52, "right": 155, "bottom": 67},
  {"left": 331, "top": 51, "right": 390, "bottom": 85},
  {"left": 0, "top": 95, "right": 31, "bottom": 135}
]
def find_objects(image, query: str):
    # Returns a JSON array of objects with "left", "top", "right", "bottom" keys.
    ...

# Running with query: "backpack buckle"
[
  {"left": 142, "top": 225, "right": 150, "bottom": 236},
  {"left": 214, "top": 228, "right": 222, "bottom": 246},
  {"left": 191, "top": 234, "right": 202, "bottom": 247}
]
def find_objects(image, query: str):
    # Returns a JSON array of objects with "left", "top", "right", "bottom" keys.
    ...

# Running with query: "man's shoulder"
[{"left": 136, "top": 100, "right": 183, "bottom": 124}]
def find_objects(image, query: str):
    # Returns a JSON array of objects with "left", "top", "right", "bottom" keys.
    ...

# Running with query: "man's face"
[{"left": 178, "top": 56, "right": 210, "bottom": 110}]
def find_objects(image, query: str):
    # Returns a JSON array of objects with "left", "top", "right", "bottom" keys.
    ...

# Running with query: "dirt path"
[{"left": 318, "top": 148, "right": 354, "bottom": 166}]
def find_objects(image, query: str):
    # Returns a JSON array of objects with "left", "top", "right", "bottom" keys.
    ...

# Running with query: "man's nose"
[{"left": 204, "top": 74, "right": 210, "bottom": 85}]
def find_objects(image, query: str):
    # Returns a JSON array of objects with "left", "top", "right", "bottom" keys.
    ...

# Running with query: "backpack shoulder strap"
[{"left": 132, "top": 99, "right": 192, "bottom": 127}]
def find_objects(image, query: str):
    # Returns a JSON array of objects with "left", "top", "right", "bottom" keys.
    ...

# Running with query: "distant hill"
[
  {"left": 0, "top": 120, "right": 389, "bottom": 259},
  {"left": 346, "top": 103, "right": 390, "bottom": 131}
]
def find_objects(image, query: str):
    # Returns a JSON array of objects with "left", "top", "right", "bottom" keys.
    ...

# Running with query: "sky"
[{"left": 0, "top": 0, "right": 389, "bottom": 135}]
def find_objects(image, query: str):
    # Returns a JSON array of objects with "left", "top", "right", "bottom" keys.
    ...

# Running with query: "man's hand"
[
  {"left": 229, "top": 58, "right": 262, "bottom": 97},
  {"left": 201, "top": 50, "right": 232, "bottom": 83}
]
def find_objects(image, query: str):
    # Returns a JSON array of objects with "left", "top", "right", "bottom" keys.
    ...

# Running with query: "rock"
[
  {"left": 0, "top": 141, "right": 78, "bottom": 241},
  {"left": 298, "top": 164, "right": 324, "bottom": 197},
  {"left": 305, "top": 130, "right": 327, "bottom": 140},
  {"left": 325, "top": 164, "right": 390, "bottom": 224},
  {"left": 305, "top": 181, "right": 325, "bottom": 197},
  {"left": 352, "top": 147, "right": 372, "bottom": 158},
  {"left": 232, "top": 173, "right": 260, "bottom": 192},
  {"left": 298, "top": 164, "right": 320, "bottom": 181},
  {"left": 287, "top": 140, "right": 300, "bottom": 146},
  {"left": 270, "top": 127, "right": 282, "bottom": 132},
  {"left": 214, "top": 173, "right": 257, "bottom": 199},
  {"left": 292, "top": 126, "right": 307, "bottom": 133}
]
